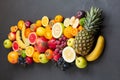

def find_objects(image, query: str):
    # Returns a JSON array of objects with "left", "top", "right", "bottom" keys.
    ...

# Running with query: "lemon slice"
[
  {"left": 62, "top": 46, "right": 76, "bottom": 63},
  {"left": 25, "top": 46, "right": 34, "bottom": 57},
  {"left": 41, "top": 16, "right": 49, "bottom": 27}
]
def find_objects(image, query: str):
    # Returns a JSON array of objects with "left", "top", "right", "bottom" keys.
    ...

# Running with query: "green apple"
[
  {"left": 3, "top": 39, "right": 12, "bottom": 49},
  {"left": 75, "top": 56, "right": 87, "bottom": 68},
  {"left": 67, "top": 38, "right": 75, "bottom": 47},
  {"left": 39, "top": 54, "right": 49, "bottom": 64}
]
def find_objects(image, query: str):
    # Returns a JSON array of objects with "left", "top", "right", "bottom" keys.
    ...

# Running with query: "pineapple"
[{"left": 74, "top": 7, "right": 102, "bottom": 56}]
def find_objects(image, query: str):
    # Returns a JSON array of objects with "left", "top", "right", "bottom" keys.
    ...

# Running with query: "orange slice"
[{"left": 25, "top": 46, "right": 34, "bottom": 57}]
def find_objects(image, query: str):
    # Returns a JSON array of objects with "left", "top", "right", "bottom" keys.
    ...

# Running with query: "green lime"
[
  {"left": 21, "top": 50, "right": 26, "bottom": 58},
  {"left": 79, "top": 18, "right": 85, "bottom": 26}
]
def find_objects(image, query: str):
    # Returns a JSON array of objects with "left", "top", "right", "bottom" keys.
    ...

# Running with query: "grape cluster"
[
  {"left": 53, "top": 57, "right": 72, "bottom": 71},
  {"left": 18, "top": 56, "right": 27, "bottom": 67}
]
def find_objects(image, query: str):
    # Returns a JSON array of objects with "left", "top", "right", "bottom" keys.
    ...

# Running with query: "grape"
[
  {"left": 55, "top": 40, "right": 61, "bottom": 45},
  {"left": 54, "top": 48, "right": 59, "bottom": 53},
  {"left": 59, "top": 37, "right": 62, "bottom": 41},
  {"left": 63, "top": 42, "right": 67, "bottom": 47},
  {"left": 59, "top": 50, "right": 62, "bottom": 54}
]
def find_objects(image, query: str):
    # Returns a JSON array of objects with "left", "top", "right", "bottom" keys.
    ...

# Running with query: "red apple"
[
  {"left": 35, "top": 37, "right": 48, "bottom": 53},
  {"left": 25, "top": 57, "right": 33, "bottom": 64},
  {"left": 48, "top": 38, "right": 57, "bottom": 50},
  {"left": 8, "top": 32, "right": 16, "bottom": 41}
]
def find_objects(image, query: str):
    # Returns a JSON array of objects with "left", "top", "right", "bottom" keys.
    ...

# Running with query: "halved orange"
[
  {"left": 25, "top": 46, "right": 34, "bottom": 57},
  {"left": 32, "top": 51, "right": 40, "bottom": 63},
  {"left": 41, "top": 16, "right": 49, "bottom": 27}
]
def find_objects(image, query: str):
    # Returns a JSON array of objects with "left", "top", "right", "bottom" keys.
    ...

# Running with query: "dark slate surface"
[{"left": 0, "top": 0, "right": 120, "bottom": 80}]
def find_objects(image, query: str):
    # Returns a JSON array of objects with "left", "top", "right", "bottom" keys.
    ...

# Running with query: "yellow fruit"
[
  {"left": 17, "top": 20, "right": 25, "bottom": 30},
  {"left": 63, "top": 26, "right": 73, "bottom": 38},
  {"left": 8, "top": 51, "right": 19, "bottom": 64},
  {"left": 25, "top": 46, "right": 34, "bottom": 57},
  {"left": 55, "top": 15, "right": 64, "bottom": 22},
  {"left": 10, "top": 25, "right": 18, "bottom": 32},
  {"left": 85, "top": 35, "right": 105, "bottom": 61},
  {"left": 35, "top": 20, "right": 42, "bottom": 27},
  {"left": 36, "top": 27, "right": 46, "bottom": 36},
  {"left": 32, "top": 51, "right": 40, "bottom": 63},
  {"left": 41, "top": 16, "right": 49, "bottom": 27},
  {"left": 16, "top": 30, "right": 27, "bottom": 49}
]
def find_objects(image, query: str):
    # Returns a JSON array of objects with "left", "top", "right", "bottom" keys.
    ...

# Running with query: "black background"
[{"left": 0, "top": 0, "right": 120, "bottom": 80}]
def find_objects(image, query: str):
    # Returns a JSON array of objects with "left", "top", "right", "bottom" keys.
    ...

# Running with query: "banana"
[
  {"left": 16, "top": 30, "right": 27, "bottom": 49},
  {"left": 85, "top": 35, "right": 105, "bottom": 61},
  {"left": 21, "top": 24, "right": 30, "bottom": 46}
]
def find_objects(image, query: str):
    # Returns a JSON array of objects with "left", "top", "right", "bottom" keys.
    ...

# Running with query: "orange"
[
  {"left": 44, "top": 30, "right": 52, "bottom": 40},
  {"left": 71, "top": 28, "right": 78, "bottom": 36},
  {"left": 41, "top": 16, "right": 49, "bottom": 27},
  {"left": 63, "top": 26, "right": 73, "bottom": 38},
  {"left": 32, "top": 51, "right": 40, "bottom": 63},
  {"left": 25, "top": 28, "right": 31, "bottom": 38},
  {"left": 45, "top": 25, "right": 51, "bottom": 31},
  {"left": 17, "top": 20, "right": 25, "bottom": 30},
  {"left": 54, "top": 15, "right": 64, "bottom": 22},
  {"left": 35, "top": 20, "right": 42, "bottom": 27},
  {"left": 25, "top": 46, "right": 34, "bottom": 57},
  {"left": 10, "top": 25, "right": 18, "bottom": 32},
  {"left": 45, "top": 49, "right": 53, "bottom": 59},
  {"left": 78, "top": 26, "right": 83, "bottom": 31},
  {"left": 8, "top": 51, "right": 19, "bottom": 64}
]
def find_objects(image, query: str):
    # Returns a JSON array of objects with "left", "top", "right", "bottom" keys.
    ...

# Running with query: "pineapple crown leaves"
[{"left": 84, "top": 7, "right": 103, "bottom": 32}]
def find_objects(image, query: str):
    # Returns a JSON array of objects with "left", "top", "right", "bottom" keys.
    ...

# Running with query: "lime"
[{"left": 79, "top": 18, "right": 85, "bottom": 26}]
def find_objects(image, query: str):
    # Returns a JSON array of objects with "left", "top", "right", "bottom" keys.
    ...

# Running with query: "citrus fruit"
[
  {"left": 45, "top": 49, "right": 53, "bottom": 59},
  {"left": 35, "top": 20, "right": 42, "bottom": 27},
  {"left": 71, "top": 28, "right": 78, "bottom": 36},
  {"left": 63, "top": 18, "right": 70, "bottom": 27},
  {"left": 52, "top": 22, "right": 64, "bottom": 38},
  {"left": 32, "top": 51, "right": 40, "bottom": 63},
  {"left": 17, "top": 20, "right": 25, "bottom": 30},
  {"left": 44, "top": 30, "right": 52, "bottom": 40},
  {"left": 25, "top": 46, "right": 34, "bottom": 57},
  {"left": 55, "top": 15, "right": 64, "bottom": 22},
  {"left": 62, "top": 46, "right": 76, "bottom": 63},
  {"left": 25, "top": 28, "right": 31, "bottom": 38},
  {"left": 12, "top": 41, "right": 19, "bottom": 51},
  {"left": 36, "top": 27, "right": 46, "bottom": 36},
  {"left": 41, "top": 16, "right": 49, "bottom": 27},
  {"left": 28, "top": 32, "right": 37, "bottom": 44},
  {"left": 63, "top": 26, "right": 73, "bottom": 38},
  {"left": 10, "top": 26, "right": 18, "bottom": 32},
  {"left": 8, "top": 51, "right": 19, "bottom": 64}
]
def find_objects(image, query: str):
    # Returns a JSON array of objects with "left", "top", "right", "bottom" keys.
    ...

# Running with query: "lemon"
[
  {"left": 41, "top": 16, "right": 49, "bottom": 27},
  {"left": 25, "top": 46, "right": 34, "bottom": 57},
  {"left": 36, "top": 27, "right": 46, "bottom": 36},
  {"left": 62, "top": 46, "right": 76, "bottom": 63}
]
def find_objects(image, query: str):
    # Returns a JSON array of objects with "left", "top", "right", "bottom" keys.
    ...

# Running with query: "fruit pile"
[{"left": 3, "top": 7, "right": 105, "bottom": 71}]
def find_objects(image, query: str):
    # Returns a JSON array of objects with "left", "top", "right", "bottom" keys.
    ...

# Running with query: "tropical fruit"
[
  {"left": 63, "top": 26, "right": 73, "bottom": 38},
  {"left": 74, "top": 7, "right": 102, "bottom": 56},
  {"left": 25, "top": 46, "right": 34, "bottom": 57},
  {"left": 8, "top": 51, "right": 19, "bottom": 64},
  {"left": 62, "top": 46, "right": 76, "bottom": 63},
  {"left": 41, "top": 16, "right": 49, "bottom": 27},
  {"left": 52, "top": 22, "right": 64, "bottom": 38},
  {"left": 12, "top": 41, "right": 19, "bottom": 51},
  {"left": 28, "top": 32, "right": 37, "bottom": 44},
  {"left": 45, "top": 49, "right": 53, "bottom": 59}
]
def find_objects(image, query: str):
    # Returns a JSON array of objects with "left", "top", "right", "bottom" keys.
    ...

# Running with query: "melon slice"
[
  {"left": 62, "top": 46, "right": 76, "bottom": 63},
  {"left": 12, "top": 41, "right": 19, "bottom": 51},
  {"left": 28, "top": 32, "right": 37, "bottom": 44},
  {"left": 52, "top": 22, "right": 64, "bottom": 38}
]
